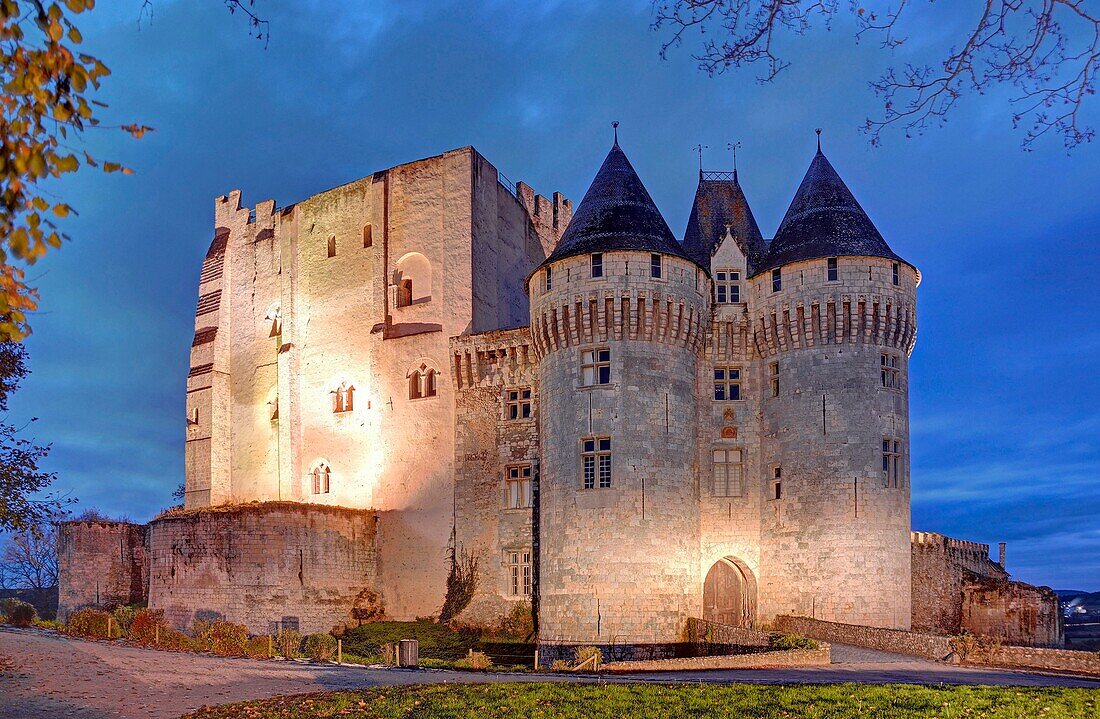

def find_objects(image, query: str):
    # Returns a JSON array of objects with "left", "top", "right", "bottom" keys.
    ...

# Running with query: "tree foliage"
[
  {"left": 0, "top": 518, "right": 58, "bottom": 590},
  {"left": 652, "top": 1, "right": 1100, "bottom": 150}
]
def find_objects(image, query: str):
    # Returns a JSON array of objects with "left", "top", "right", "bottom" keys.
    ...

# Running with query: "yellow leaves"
[
  {"left": 51, "top": 203, "right": 71, "bottom": 218},
  {"left": 67, "top": 26, "right": 81, "bottom": 44},
  {"left": 54, "top": 153, "right": 78, "bottom": 173},
  {"left": 121, "top": 123, "right": 152, "bottom": 139}
]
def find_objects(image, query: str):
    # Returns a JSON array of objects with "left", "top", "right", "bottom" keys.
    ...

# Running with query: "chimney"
[{"left": 998, "top": 542, "right": 1006, "bottom": 569}]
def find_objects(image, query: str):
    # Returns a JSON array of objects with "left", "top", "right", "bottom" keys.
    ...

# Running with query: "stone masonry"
[{"left": 57, "top": 521, "right": 148, "bottom": 621}]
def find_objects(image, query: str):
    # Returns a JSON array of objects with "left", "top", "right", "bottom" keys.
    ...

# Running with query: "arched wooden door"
[{"left": 702, "top": 557, "right": 757, "bottom": 627}]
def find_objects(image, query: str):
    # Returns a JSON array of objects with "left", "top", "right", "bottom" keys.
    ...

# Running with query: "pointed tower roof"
[
  {"left": 682, "top": 170, "right": 767, "bottom": 272},
  {"left": 538, "top": 141, "right": 694, "bottom": 270},
  {"left": 755, "top": 149, "right": 908, "bottom": 276}
]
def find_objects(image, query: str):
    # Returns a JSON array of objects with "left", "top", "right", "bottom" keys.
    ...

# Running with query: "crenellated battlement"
[
  {"left": 450, "top": 327, "right": 538, "bottom": 390},
  {"left": 911, "top": 531, "right": 1005, "bottom": 578},
  {"left": 516, "top": 182, "right": 572, "bottom": 257},
  {"left": 750, "top": 292, "right": 916, "bottom": 359}
]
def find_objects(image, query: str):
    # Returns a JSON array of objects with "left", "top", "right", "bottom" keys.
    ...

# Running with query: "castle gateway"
[{"left": 58, "top": 138, "right": 1061, "bottom": 650}]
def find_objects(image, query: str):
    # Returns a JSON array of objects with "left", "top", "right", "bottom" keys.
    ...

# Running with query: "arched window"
[
  {"left": 311, "top": 464, "right": 331, "bottom": 495},
  {"left": 408, "top": 364, "right": 438, "bottom": 400},
  {"left": 332, "top": 383, "right": 354, "bottom": 413},
  {"left": 394, "top": 252, "right": 431, "bottom": 308}
]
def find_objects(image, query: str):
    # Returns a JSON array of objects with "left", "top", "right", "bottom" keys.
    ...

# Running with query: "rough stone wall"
[
  {"left": 531, "top": 251, "right": 708, "bottom": 644},
  {"left": 147, "top": 504, "right": 378, "bottom": 635},
  {"left": 752, "top": 256, "right": 917, "bottom": 629},
  {"left": 911, "top": 531, "right": 1007, "bottom": 634},
  {"left": 775, "top": 615, "right": 952, "bottom": 661},
  {"left": 451, "top": 327, "right": 539, "bottom": 626},
  {"left": 962, "top": 579, "right": 1062, "bottom": 647},
  {"left": 57, "top": 521, "right": 148, "bottom": 621}
]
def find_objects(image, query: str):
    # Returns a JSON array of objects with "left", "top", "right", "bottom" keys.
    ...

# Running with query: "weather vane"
[
  {"left": 692, "top": 143, "right": 708, "bottom": 172},
  {"left": 612, "top": 120, "right": 619, "bottom": 144},
  {"left": 816, "top": 127, "right": 822, "bottom": 152},
  {"left": 727, "top": 141, "right": 741, "bottom": 174}
]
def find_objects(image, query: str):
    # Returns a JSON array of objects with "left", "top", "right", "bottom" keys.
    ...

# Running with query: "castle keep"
[{"left": 58, "top": 138, "right": 1061, "bottom": 648}]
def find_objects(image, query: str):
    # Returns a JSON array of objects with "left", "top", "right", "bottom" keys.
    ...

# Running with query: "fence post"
[
  {"left": 155, "top": 624, "right": 159, "bottom": 646},
  {"left": 268, "top": 635, "right": 274, "bottom": 658},
  {"left": 533, "top": 646, "right": 539, "bottom": 672},
  {"left": 107, "top": 616, "right": 114, "bottom": 639},
  {"left": 337, "top": 638, "right": 343, "bottom": 665}
]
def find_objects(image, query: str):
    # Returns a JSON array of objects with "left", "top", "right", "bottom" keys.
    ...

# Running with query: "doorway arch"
[{"left": 702, "top": 557, "right": 758, "bottom": 627}]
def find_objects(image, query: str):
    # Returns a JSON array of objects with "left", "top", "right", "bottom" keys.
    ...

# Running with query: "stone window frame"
[
  {"left": 504, "top": 387, "right": 533, "bottom": 421},
  {"left": 310, "top": 462, "right": 331, "bottom": 495},
  {"left": 580, "top": 347, "right": 611, "bottom": 387},
  {"left": 713, "top": 365, "right": 743, "bottom": 401},
  {"left": 712, "top": 447, "right": 744, "bottom": 497},
  {"left": 591, "top": 252, "right": 603, "bottom": 278},
  {"left": 769, "top": 464, "right": 782, "bottom": 500},
  {"left": 505, "top": 548, "right": 532, "bottom": 598},
  {"left": 504, "top": 464, "right": 533, "bottom": 509},
  {"left": 771, "top": 268, "right": 782, "bottom": 293},
  {"left": 892, "top": 262, "right": 900, "bottom": 286},
  {"left": 768, "top": 361, "right": 780, "bottom": 397},
  {"left": 331, "top": 382, "right": 355, "bottom": 413},
  {"left": 827, "top": 257, "right": 839, "bottom": 282},
  {"left": 650, "top": 253, "right": 663, "bottom": 280},
  {"left": 545, "top": 266, "right": 553, "bottom": 292},
  {"left": 408, "top": 363, "right": 438, "bottom": 400},
  {"left": 882, "top": 437, "right": 903, "bottom": 488},
  {"left": 581, "top": 436, "right": 612, "bottom": 489},
  {"left": 715, "top": 268, "right": 740, "bottom": 304},
  {"left": 880, "top": 353, "right": 901, "bottom": 390}
]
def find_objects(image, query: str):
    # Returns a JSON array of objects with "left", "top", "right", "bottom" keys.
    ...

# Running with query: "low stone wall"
[
  {"left": 774, "top": 615, "right": 952, "bottom": 661},
  {"left": 58, "top": 521, "right": 148, "bottom": 621},
  {"left": 685, "top": 617, "right": 772, "bottom": 647},
  {"left": 602, "top": 644, "right": 831, "bottom": 673},
  {"left": 975, "top": 645, "right": 1100, "bottom": 677}
]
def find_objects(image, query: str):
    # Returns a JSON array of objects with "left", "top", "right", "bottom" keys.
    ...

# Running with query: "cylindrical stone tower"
[
  {"left": 529, "top": 140, "right": 709, "bottom": 646},
  {"left": 752, "top": 147, "right": 918, "bottom": 629}
]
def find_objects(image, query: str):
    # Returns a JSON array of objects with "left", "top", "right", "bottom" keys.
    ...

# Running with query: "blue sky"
[{"left": 10, "top": 1, "right": 1100, "bottom": 590}]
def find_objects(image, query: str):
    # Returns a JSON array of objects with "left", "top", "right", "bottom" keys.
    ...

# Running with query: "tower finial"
[
  {"left": 692, "top": 143, "right": 708, "bottom": 174},
  {"left": 612, "top": 120, "right": 619, "bottom": 146},
  {"left": 727, "top": 141, "right": 741, "bottom": 180},
  {"left": 815, "top": 128, "right": 822, "bottom": 154}
]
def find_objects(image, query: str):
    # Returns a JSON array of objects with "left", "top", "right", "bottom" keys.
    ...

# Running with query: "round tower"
[
  {"left": 529, "top": 139, "right": 709, "bottom": 647},
  {"left": 751, "top": 145, "right": 918, "bottom": 629}
]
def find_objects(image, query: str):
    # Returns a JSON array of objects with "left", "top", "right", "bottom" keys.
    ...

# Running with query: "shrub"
[
  {"left": 573, "top": 646, "right": 603, "bottom": 668},
  {"left": 199, "top": 620, "right": 249, "bottom": 656},
  {"left": 550, "top": 659, "right": 571, "bottom": 672},
  {"left": 454, "top": 650, "right": 492, "bottom": 671},
  {"left": 128, "top": 608, "right": 167, "bottom": 645},
  {"left": 158, "top": 628, "right": 195, "bottom": 650},
  {"left": 112, "top": 606, "right": 138, "bottom": 634},
  {"left": 305, "top": 633, "right": 337, "bottom": 662},
  {"left": 6, "top": 600, "right": 37, "bottom": 627},
  {"left": 245, "top": 636, "right": 273, "bottom": 659},
  {"left": 33, "top": 618, "right": 64, "bottom": 631},
  {"left": 768, "top": 633, "right": 819, "bottom": 651},
  {"left": 67, "top": 608, "right": 112, "bottom": 638},
  {"left": 277, "top": 628, "right": 303, "bottom": 658},
  {"left": 494, "top": 603, "right": 534, "bottom": 640}
]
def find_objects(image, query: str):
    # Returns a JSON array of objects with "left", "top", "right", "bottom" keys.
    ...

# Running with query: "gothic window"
[
  {"left": 266, "top": 307, "right": 282, "bottom": 337},
  {"left": 408, "top": 364, "right": 438, "bottom": 400},
  {"left": 892, "top": 262, "right": 900, "bottom": 285},
  {"left": 394, "top": 252, "right": 431, "bottom": 307},
  {"left": 827, "top": 257, "right": 838, "bottom": 282},
  {"left": 715, "top": 269, "right": 740, "bottom": 303},
  {"left": 650, "top": 253, "right": 662, "bottom": 279},
  {"left": 882, "top": 438, "right": 902, "bottom": 488},
  {"left": 505, "top": 387, "right": 532, "bottom": 420},
  {"left": 713, "top": 448, "right": 743, "bottom": 497},
  {"left": 363, "top": 224, "right": 373, "bottom": 247},
  {"left": 581, "top": 437, "right": 612, "bottom": 489},
  {"left": 591, "top": 253, "right": 603, "bottom": 278},
  {"left": 771, "top": 268, "right": 782, "bottom": 293},
  {"left": 581, "top": 348, "right": 611, "bottom": 386},
  {"left": 311, "top": 464, "right": 331, "bottom": 495},
  {"left": 506, "top": 550, "right": 532, "bottom": 597},
  {"left": 714, "top": 366, "right": 742, "bottom": 401},
  {"left": 771, "top": 464, "right": 782, "bottom": 500},
  {"left": 545, "top": 266, "right": 553, "bottom": 291},
  {"left": 505, "top": 465, "right": 532, "bottom": 509},
  {"left": 881, "top": 353, "right": 901, "bottom": 389},
  {"left": 332, "top": 383, "right": 354, "bottom": 413},
  {"left": 327, "top": 236, "right": 337, "bottom": 258},
  {"left": 769, "top": 362, "right": 780, "bottom": 397}
]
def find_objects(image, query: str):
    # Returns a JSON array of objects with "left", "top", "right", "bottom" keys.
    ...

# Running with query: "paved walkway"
[{"left": 1, "top": 628, "right": 1097, "bottom": 719}]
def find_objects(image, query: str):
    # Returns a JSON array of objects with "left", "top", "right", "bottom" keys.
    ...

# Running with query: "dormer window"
[
  {"left": 591, "top": 253, "right": 603, "bottom": 278},
  {"left": 715, "top": 269, "right": 740, "bottom": 303}
]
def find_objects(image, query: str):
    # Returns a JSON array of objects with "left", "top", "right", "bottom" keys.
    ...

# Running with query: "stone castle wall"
[
  {"left": 752, "top": 256, "right": 918, "bottom": 629},
  {"left": 147, "top": 504, "right": 379, "bottom": 635},
  {"left": 57, "top": 521, "right": 149, "bottom": 621}
]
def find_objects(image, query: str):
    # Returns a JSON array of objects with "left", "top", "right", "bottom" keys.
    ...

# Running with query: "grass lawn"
[{"left": 183, "top": 682, "right": 1100, "bottom": 718}]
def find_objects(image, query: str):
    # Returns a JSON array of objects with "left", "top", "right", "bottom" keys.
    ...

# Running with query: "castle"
[{"left": 57, "top": 136, "right": 1061, "bottom": 649}]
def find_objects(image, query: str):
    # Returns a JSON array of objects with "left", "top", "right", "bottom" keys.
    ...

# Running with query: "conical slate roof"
[
  {"left": 682, "top": 170, "right": 768, "bottom": 273},
  {"left": 539, "top": 142, "right": 694, "bottom": 269},
  {"left": 754, "top": 150, "right": 907, "bottom": 275}
]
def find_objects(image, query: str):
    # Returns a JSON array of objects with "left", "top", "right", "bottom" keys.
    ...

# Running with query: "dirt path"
[{"left": 2, "top": 628, "right": 1097, "bottom": 719}]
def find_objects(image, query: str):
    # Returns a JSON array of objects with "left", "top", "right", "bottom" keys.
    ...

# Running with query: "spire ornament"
[
  {"left": 612, "top": 121, "right": 619, "bottom": 146},
  {"left": 815, "top": 128, "right": 822, "bottom": 153}
]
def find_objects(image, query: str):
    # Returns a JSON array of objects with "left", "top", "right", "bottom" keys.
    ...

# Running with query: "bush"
[
  {"left": 454, "top": 650, "right": 493, "bottom": 671},
  {"left": 245, "top": 636, "right": 273, "bottom": 659},
  {"left": 158, "top": 627, "right": 195, "bottom": 650},
  {"left": 67, "top": 608, "right": 112, "bottom": 638},
  {"left": 6, "top": 600, "right": 37, "bottom": 627},
  {"left": 305, "top": 633, "right": 337, "bottom": 662},
  {"left": 277, "top": 628, "right": 303, "bottom": 658},
  {"left": 550, "top": 659, "right": 571, "bottom": 672},
  {"left": 33, "top": 618, "right": 64, "bottom": 631},
  {"left": 128, "top": 608, "right": 167, "bottom": 645},
  {"left": 573, "top": 646, "right": 603, "bottom": 668},
  {"left": 199, "top": 620, "right": 249, "bottom": 656},
  {"left": 768, "top": 633, "right": 819, "bottom": 651},
  {"left": 112, "top": 606, "right": 138, "bottom": 634}
]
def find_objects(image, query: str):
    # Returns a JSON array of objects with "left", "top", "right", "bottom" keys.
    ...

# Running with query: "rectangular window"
[
  {"left": 771, "top": 465, "right": 782, "bottom": 500},
  {"left": 713, "top": 366, "right": 742, "bottom": 401},
  {"left": 581, "top": 348, "right": 611, "bottom": 386},
  {"left": 505, "top": 387, "right": 533, "bottom": 420},
  {"left": 507, "top": 550, "right": 532, "bottom": 597},
  {"left": 363, "top": 225, "right": 373, "bottom": 248},
  {"left": 769, "top": 362, "right": 780, "bottom": 397},
  {"left": 715, "top": 269, "right": 740, "bottom": 304},
  {"left": 880, "top": 353, "right": 900, "bottom": 389},
  {"left": 827, "top": 257, "right": 838, "bottom": 282},
  {"left": 591, "top": 253, "right": 603, "bottom": 278},
  {"left": 771, "top": 268, "right": 782, "bottom": 293},
  {"left": 882, "top": 438, "right": 902, "bottom": 488},
  {"left": 650, "top": 253, "right": 662, "bottom": 278},
  {"left": 713, "top": 448, "right": 743, "bottom": 497},
  {"left": 892, "top": 262, "right": 900, "bottom": 286},
  {"left": 327, "top": 236, "right": 337, "bottom": 258},
  {"left": 545, "top": 267, "right": 553, "bottom": 291},
  {"left": 505, "top": 465, "right": 532, "bottom": 509},
  {"left": 582, "top": 437, "right": 612, "bottom": 489}
]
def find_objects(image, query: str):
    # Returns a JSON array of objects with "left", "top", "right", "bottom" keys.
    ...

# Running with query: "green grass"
[
  {"left": 183, "top": 682, "right": 1100, "bottom": 718},
  {"left": 341, "top": 620, "right": 478, "bottom": 660}
]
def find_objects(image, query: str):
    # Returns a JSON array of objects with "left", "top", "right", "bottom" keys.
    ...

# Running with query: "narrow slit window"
[
  {"left": 327, "top": 236, "right": 337, "bottom": 258},
  {"left": 650, "top": 253, "right": 662, "bottom": 279},
  {"left": 769, "top": 362, "right": 780, "bottom": 397},
  {"left": 591, "top": 253, "right": 603, "bottom": 278},
  {"left": 545, "top": 266, "right": 553, "bottom": 292},
  {"left": 363, "top": 225, "right": 373, "bottom": 247},
  {"left": 882, "top": 438, "right": 902, "bottom": 488},
  {"left": 827, "top": 257, "right": 838, "bottom": 282},
  {"left": 892, "top": 262, "right": 900, "bottom": 286},
  {"left": 771, "top": 465, "right": 782, "bottom": 500},
  {"left": 771, "top": 268, "right": 782, "bottom": 293}
]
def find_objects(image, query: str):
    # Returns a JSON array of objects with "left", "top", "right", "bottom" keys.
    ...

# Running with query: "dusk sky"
[{"left": 10, "top": 2, "right": 1099, "bottom": 590}]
